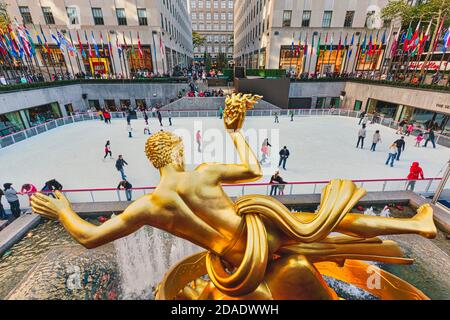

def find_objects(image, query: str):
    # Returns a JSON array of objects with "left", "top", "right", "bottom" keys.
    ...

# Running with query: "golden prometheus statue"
[{"left": 31, "top": 93, "right": 437, "bottom": 300}]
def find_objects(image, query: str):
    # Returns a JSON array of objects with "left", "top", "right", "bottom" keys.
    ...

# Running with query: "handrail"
[{"left": 34, "top": 177, "right": 442, "bottom": 194}]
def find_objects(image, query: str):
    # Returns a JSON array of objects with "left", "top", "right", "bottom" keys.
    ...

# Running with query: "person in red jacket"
[{"left": 406, "top": 162, "right": 424, "bottom": 191}]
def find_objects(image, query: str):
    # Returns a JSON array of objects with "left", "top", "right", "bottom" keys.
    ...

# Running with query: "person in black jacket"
[
  {"left": 270, "top": 171, "right": 286, "bottom": 196},
  {"left": 423, "top": 129, "right": 436, "bottom": 148},
  {"left": 0, "top": 189, "right": 6, "bottom": 220},
  {"left": 117, "top": 180, "right": 133, "bottom": 201},
  {"left": 278, "top": 146, "right": 290, "bottom": 170},
  {"left": 393, "top": 137, "right": 406, "bottom": 161},
  {"left": 116, "top": 155, "right": 128, "bottom": 180},
  {"left": 358, "top": 111, "right": 366, "bottom": 125}
]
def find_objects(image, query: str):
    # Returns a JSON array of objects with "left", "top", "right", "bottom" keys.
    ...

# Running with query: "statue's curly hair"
[{"left": 145, "top": 131, "right": 183, "bottom": 169}]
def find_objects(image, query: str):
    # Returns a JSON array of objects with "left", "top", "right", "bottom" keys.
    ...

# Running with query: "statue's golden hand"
[
  {"left": 30, "top": 191, "right": 72, "bottom": 221},
  {"left": 224, "top": 94, "right": 263, "bottom": 131}
]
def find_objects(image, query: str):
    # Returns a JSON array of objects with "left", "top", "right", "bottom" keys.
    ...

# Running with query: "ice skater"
[
  {"left": 260, "top": 138, "right": 271, "bottom": 164},
  {"left": 385, "top": 143, "right": 398, "bottom": 167},
  {"left": 423, "top": 129, "right": 436, "bottom": 148},
  {"left": 127, "top": 124, "right": 133, "bottom": 138},
  {"left": 144, "top": 127, "right": 151, "bottom": 135},
  {"left": 370, "top": 130, "right": 381, "bottom": 151},
  {"left": 415, "top": 133, "right": 424, "bottom": 147},
  {"left": 393, "top": 136, "right": 406, "bottom": 161},
  {"left": 144, "top": 111, "right": 149, "bottom": 125},
  {"left": 358, "top": 111, "right": 366, "bottom": 125},
  {"left": 104, "top": 140, "right": 113, "bottom": 159},
  {"left": 396, "top": 119, "right": 408, "bottom": 135},
  {"left": 157, "top": 110, "right": 163, "bottom": 126},
  {"left": 289, "top": 110, "right": 294, "bottom": 121},
  {"left": 3, "top": 183, "right": 21, "bottom": 219},
  {"left": 117, "top": 180, "right": 133, "bottom": 201},
  {"left": 115, "top": 155, "right": 128, "bottom": 180},
  {"left": 356, "top": 124, "right": 366, "bottom": 149},
  {"left": 274, "top": 112, "right": 279, "bottom": 123},
  {"left": 361, "top": 114, "right": 369, "bottom": 126},
  {"left": 406, "top": 123, "right": 414, "bottom": 136},
  {"left": 278, "top": 146, "right": 290, "bottom": 170},
  {"left": 196, "top": 130, "right": 202, "bottom": 152},
  {"left": 219, "top": 106, "right": 223, "bottom": 119},
  {"left": 406, "top": 162, "right": 424, "bottom": 191},
  {"left": 168, "top": 110, "right": 173, "bottom": 126}
]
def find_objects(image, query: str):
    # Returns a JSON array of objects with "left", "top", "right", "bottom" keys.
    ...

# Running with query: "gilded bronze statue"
[{"left": 31, "top": 93, "right": 437, "bottom": 300}]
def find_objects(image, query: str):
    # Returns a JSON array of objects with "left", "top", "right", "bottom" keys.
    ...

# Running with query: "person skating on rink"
[
  {"left": 127, "top": 124, "right": 133, "bottom": 138},
  {"left": 370, "top": 130, "right": 382, "bottom": 151},
  {"left": 289, "top": 110, "right": 294, "bottom": 121},
  {"left": 278, "top": 146, "right": 290, "bottom": 170},
  {"left": 157, "top": 110, "right": 163, "bottom": 126},
  {"left": 103, "top": 110, "right": 111, "bottom": 124},
  {"left": 385, "top": 143, "right": 398, "bottom": 167},
  {"left": 196, "top": 130, "right": 202, "bottom": 152},
  {"left": 361, "top": 114, "right": 369, "bottom": 126},
  {"left": 98, "top": 109, "right": 104, "bottom": 121},
  {"left": 117, "top": 180, "right": 133, "bottom": 201},
  {"left": 406, "top": 162, "right": 424, "bottom": 191},
  {"left": 168, "top": 110, "right": 173, "bottom": 126},
  {"left": 219, "top": 106, "right": 223, "bottom": 119},
  {"left": 358, "top": 111, "right": 366, "bottom": 125},
  {"left": 143, "top": 111, "right": 149, "bottom": 125},
  {"left": 116, "top": 155, "right": 128, "bottom": 180},
  {"left": 423, "top": 128, "right": 436, "bottom": 149},
  {"left": 396, "top": 119, "right": 408, "bottom": 135},
  {"left": 104, "top": 140, "right": 113, "bottom": 159},
  {"left": 406, "top": 123, "right": 414, "bottom": 136},
  {"left": 415, "top": 133, "right": 424, "bottom": 147},
  {"left": 260, "top": 138, "right": 272, "bottom": 164},
  {"left": 274, "top": 112, "right": 279, "bottom": 123},
  {"left": 393, "top": 136, "right": 406, "bottom": 161},
  {"left": 144, "top": 127, "right": 151, "bottom": 135},
  {"left": 356, "top": 124, "right": 367, "bottom": 149}
]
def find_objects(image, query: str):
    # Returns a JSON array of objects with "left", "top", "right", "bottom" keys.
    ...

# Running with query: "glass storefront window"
[
  {"left": 89, "top": 100, "right": 101, "bottom": 110},
  {"left": 136, "top": 99, "right": 147, "bottom": 111},
  {"left": 354, "top": 100, "right": 363, "bottom": 111},
  {"left": 23, "top": 103, "right": 62, "bottom": 127},
  {"left": 330, "top": 97, "right": 341, "bottom": 108},
  {"left": 104, "top": 100, "right": 117, "bottom": 111},
  {"left": 356, "top": 49, "right": 384, "bottom": 71},
  {"left": 316, "top": 97, "right": 326, "bottom": 109},
  {"left": 279, "top": 46, "right": 305, "bottom": 75},
  {"left": 315, "top": 46, "right": 345, "bottom": 74},
  {"left": 0, "top": 111, "right": 25, "bottom": 136}
]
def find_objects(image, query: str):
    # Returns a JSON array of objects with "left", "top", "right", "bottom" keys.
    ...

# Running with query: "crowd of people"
[{"left": 0, "top": 179, "right": 63, "bottom": 222}]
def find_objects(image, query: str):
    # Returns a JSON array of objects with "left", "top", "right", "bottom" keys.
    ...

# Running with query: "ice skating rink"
[{"left": 0, "top": 115, "right": 448, "bottom": 199}]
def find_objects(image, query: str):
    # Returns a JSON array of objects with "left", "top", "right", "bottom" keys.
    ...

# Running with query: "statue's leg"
[{"left": 264, "top": 254, "right": 339, "bottom": 300}]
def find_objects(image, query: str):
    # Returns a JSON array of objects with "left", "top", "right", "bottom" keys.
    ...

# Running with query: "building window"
[
  {"left": 19, "top": 6, "right": 33, "bottom": 24},
  {"left": 116, "top": 8, "right": 127, "bottom": 25},
  {"left": 302, "top": 10, "right": 311, "bottom": 27},
  {"left": 206, "top": 1, "right": 211, "bottom": 9},
  {"left": 137, "top": 8, "right": 148, "bottom": 25},
  {"left": 66, "top": 7, "right": 79, "bottom": 25},
  {"left": 42, "top": 7, "right": 55, "bottom": 25},
  {"left": 191, "top": 1, "right": 196, "bottom": 9},
  {"left": 213, "top": 1, "right": 218, "bottom": 9},
  {"left": 228, "top": 12, "right": 233, "bottom": 20},
  {"left": 322, "top": 11, "right": 333, "bottom": 28},
  {"left": 282, "top": 10, "right": 292, "bottom": 27},
  {"left": 228, "top": 0, "right": 233, "bottom": 9},
  {"left": 344, "top": 11, "right": 355, "bottom": 27},
  {"left": 92, "top": 8, "right": 104, "bottom": 25}
]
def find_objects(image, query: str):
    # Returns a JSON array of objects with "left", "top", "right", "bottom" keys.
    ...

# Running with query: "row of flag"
[{"left": 0, "top": 20, "right": 166, "bottom": 64}]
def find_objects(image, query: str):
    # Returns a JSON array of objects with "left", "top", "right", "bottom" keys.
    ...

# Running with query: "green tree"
[
  {"left": 203, "top": 51, "right": 212, "bottom": 71},
  {"left": 192, "top": 31, "right": 206, "bottom": 50},
  {"left": 216, "top": 52, "right": 228, "bottom": 70},
  {"left": 0, "top": 2, "right": 10, "bottom": 33}
]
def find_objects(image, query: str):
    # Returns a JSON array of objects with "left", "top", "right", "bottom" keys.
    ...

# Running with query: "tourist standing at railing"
[
  {"left": 406, "top": 162, "right": 424, "bottom": 191},
  {"left": 385, "top": 143, "right": 398, "bottom": 167},
  {"left": 423, "top": 129, "right": 436, "bottom": 149},
  {"left": 104, "top": 141, "right": 113, "bottom": 160},
  {"left": 356, "top": 125, "right": 367, "bottom": 149},
  {"left": 20, "top": 184, "right": 37, "bottom": 199},
  {"left": 0, "top": 189, "right": 7, "bottom": 220},
  {"left": 116, "top": 155, "right": 128, "bottom": 180},
  {"left": 371, "top": 130, "right": 382, "bottom": 152},
  {"left": 3, "top": 183, "right": 21, "bottom": 219},
  {"left": 278, "top": 146, "right": 290, "bottom": 170},
  {"left": 269, "top": 171, "right": 286, "bottom": 196},
  {"left": 394, "top": 137, "right": 406, "bottom": 161},
  {"left": 117, "top": 180, "right": 133, "bottom": 201}
]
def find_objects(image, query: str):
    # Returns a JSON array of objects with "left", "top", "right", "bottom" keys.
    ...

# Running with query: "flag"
[
  {"left": 432, "top": 17, "right": 445, "bottom": 52},
  {"left": 291, "top": 33, "right": 295, "bottom": 54},
  {"left": 297, "top": 33, "right": 302, "bottom": 56},
  {"left": 24, "top": 28, "right": 36, "bottom": 57},
  {"left": 337, "top": 33, "right": 342, "bottom": 58},
  {"left": 76, "top": 30, "right": 86, "bottom": 58},
  {"left": 129, "top": 31, "right": 135, "bottom": 56},
  {"left": 40, "top": 25, "right": 50, "bottom": 54},
  {"left": 33, "top": 25, "right": 46, "bottom": 54},
  {"left": 107, "top": 32, "right": 113, "bottom": 58},
  {"left": 137, "top": 32, "right": 143, "bottom": 58},
  {"left": 329, "top": 32, "right": 334, "bottom": 56},
  {"left": 443, "top": 27, "right": 450, "bottom": 52},
  {"left": 418, "top": 20, "right": 432, "bottom": 55},
  {"left": 310, "top": 33, "right": 315, "bottom": 57},
  {"left": 348, "top": 33, "right": 354, "bottom": 58},
  {"left": 361, "top": 33, "right": 367, "bottom": 54},
  {"left": 100, "top": 31, "right": 105, "bottom": 57},
  {"left": 116, "top": 33, "right": 122, "bottom": 58},
  {"left": 51, "top": 29, "right": 62, "bottom": 52},
  {"left": 403, "top": 23, "right": 413, "bottom": 51},
  {"left": 67, "top": 30, "right": 77, "bottom": 57},
  {"left": 390, "top": 31, "right": 400, "bottom": 58},
  {"left": 8, "top": 24, "right": 23, "bottom": 58},
  {"left": 91, "top": 31, "right": 100, "bottom": 57},
  {"left": 368, "top": 33, "right": 373, "bottom": 56},
  {"left": 85, "top": 30, "right": 93, "bottom": 58},
  {"left": 316, "top": 33, "right": 321, "bottom": 57},
  {"left": 303, "top": 34, "right": 308, "bottom": 56}
]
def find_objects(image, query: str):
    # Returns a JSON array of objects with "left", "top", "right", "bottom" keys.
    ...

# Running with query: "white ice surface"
[{"left": 0, "top": 115, "right": 448, "bottom": 205}]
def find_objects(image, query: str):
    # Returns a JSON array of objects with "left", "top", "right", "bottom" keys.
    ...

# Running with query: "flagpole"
[
  {"left": 129, "top": 31, "right": 135, "bottom": 78},
  {"left": 351, "top": 33, "right": 362, "bottom": 75},
  {"left": 420, "top": 14, "right": 444, "bottom": 82},
  {"left": 307, "top": 33, "right": 315, "bottom": 76}
]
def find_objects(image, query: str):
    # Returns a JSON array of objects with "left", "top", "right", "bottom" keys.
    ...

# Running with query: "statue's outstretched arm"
[{"left": 31, "top": 191, "right": 152, "bottom": 248}]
